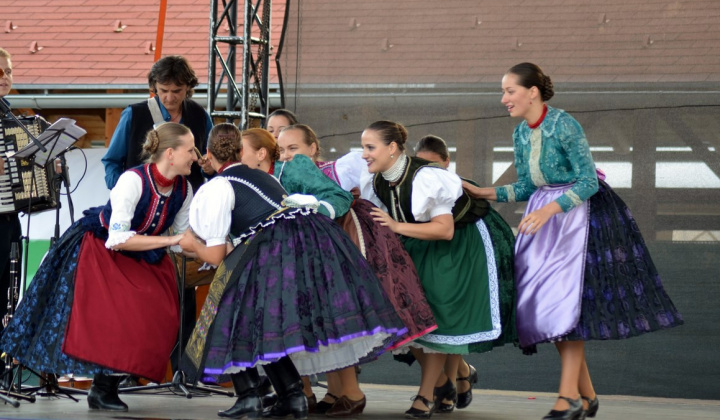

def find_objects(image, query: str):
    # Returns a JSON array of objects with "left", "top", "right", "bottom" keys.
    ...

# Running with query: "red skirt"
[{"left": 63, "top": 233, "right": 179, "bottom": 382}]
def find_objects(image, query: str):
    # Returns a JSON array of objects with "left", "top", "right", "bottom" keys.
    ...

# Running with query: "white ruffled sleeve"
[
  {"left": 190, "top": 177, "right": 235, "bottom": 247},
  {"left": 359, "top": 171, "right": 388, "bottom": 211},
  {"left": 411, "top": 167, "right": 463, "bottom": 222},
  {"left": 334, "top": 151, "right": 368, "bottom": 191},
  {"left": 105, "top": 171, "right": 143, "bottom": 249}
]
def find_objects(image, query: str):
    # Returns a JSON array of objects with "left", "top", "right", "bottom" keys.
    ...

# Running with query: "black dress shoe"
[
  {"left": 542, "top": 396, "right": 583, "bottom": 420},
  {"left": 432, "top": 378, "right": 457, "bottom": 413},
  {"left": 405, "top": 394, "right": 435, "bottom": 419},
  {"left": 455, "top": 364, "right": 477, "bottom": 409},
  {"left": 262, "top": 357, "right": 308, "bottom": 419},
  {"left": 315, "top": 393, "right": 339, "bottom": 415},
  {"left": 262, "top": 391, "right": 307, "bottom": 419},
  {"left": 581, "top": 396, "right": 599, "bottom": 418},
  {"left": 219, "top": 370, "right": 262, "bottom": 418},
  {"left": 87, "top": 374, "right": 128, "bottom": 412},
  {"left": 261, "top": 392, "right": 279, "bottom": 409},
  {"left": 219, "top": 394, "right": 262, "bottom": 419}
]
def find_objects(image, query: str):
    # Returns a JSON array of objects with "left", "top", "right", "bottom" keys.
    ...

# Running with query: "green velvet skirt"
[{"left": 401, "top": 213, "right": 516, "bottom": 354}]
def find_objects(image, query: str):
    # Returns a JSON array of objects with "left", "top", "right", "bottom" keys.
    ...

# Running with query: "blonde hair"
[
  {"left": 141, "top": 122, "right": 192, "bottom": 163},
  {"left": 0, "top": 48, "right": 11, "bottom": 59}
]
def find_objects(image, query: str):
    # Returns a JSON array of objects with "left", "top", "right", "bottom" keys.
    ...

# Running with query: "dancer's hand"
[
  {"left": 462, "top": 181, "right": 497, "bottom": 201},
  {"left": 167, "top": 233, "right": 184, "bottom": 247},
  {"left": 518, "top": 202, "right": 562, "bottom": 235},
  {"left": 179, "top": 230, "right": 199, "bottom": 252},
  {"left": 370, "top": 207, "right": 399, "bottom": 233},
  {"left": 200, "top": 154, "right": 215, "bottom": 175}
]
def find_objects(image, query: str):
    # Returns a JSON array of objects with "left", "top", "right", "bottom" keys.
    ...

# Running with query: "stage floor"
[{"left": 0, "top": 383, "right": 717, "bottom": 420}]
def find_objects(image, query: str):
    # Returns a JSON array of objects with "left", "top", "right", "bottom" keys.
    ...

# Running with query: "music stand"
[
  {"left": 119, "top": 255, "right": 234, "bottom": 399},
  {"left": 7, "top": 117, "right": 85, "bottom": 293},
  {"left": 2, "top": 118, "right": 86, "bottom": 404}
]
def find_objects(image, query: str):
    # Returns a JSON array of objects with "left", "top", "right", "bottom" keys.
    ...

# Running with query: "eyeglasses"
[{"left": 0, "top": 68, "right": 12, "bottom": 78}]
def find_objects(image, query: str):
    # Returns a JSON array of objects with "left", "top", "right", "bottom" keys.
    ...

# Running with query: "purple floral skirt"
[
  {"left": 517, "top": 180, "right": 683, "bottom": 350},
  {"left": 181, "top": 211, "right": 407, "bottom": 380}
]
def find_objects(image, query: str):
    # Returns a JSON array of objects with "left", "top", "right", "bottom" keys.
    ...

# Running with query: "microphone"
[{"left": 54, "top": 154, "right": 71, "bottom": 187}]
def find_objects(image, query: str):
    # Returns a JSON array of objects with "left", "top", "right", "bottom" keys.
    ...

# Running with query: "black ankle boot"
[
  {"left": 542, "top": 396, "right": 583, "bottom": 420},
  {"left": 258, "top": 375, "right": 278, "bottom": 408},
  {"left": 219, "top": 368, "right": 262, "bottom": 418},
  {"left": 262, "top": 357, "right": 308, "bottom": 420},
  {"left": 87, "top": 374, "right": 128, "bottom": 412}
]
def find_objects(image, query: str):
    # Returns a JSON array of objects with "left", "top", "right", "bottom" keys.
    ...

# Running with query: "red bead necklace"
[{"left": 150, "top": 163, "right": 175, "bottom": 188}]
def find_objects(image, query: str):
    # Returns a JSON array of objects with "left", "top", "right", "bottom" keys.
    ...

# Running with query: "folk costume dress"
[
  {"left": 459, "top": 178, "right": 517, "bottom": 351},
  {"left": 0, "top": 164, "right": 189, "bottom": 382},
  {"left": 181, "top": 163, "right": 406, "bottom": 382},
  {"left": 495, "top": 105, "right": 683, "bottom": 351},
  {"left": 274, "top": 155, "right": 438, "bottom": 348},
  {"left": 362, "top": 155, "right": 513, "bottom": 354}
]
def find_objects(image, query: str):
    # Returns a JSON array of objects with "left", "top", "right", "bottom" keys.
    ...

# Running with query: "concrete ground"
[{"left": 0, "top": 383, "right": 718, "bottom": 420}]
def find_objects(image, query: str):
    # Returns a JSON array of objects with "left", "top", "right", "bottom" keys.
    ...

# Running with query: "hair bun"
[
  {"left": 397, "top": 123, "right": 408, "bottom": 145},
  {"left": 144, "top": 129, "right": 161, "bottom": 155},
  {"left": 541, "top": 74, "right": 555, "bottom": 101}
]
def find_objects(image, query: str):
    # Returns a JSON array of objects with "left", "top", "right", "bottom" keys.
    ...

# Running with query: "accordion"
[{"left": 0, "top": 115, "right": 58, "bottom": 214}]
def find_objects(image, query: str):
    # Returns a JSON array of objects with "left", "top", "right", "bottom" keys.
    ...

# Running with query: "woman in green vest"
[
  {"left": 413, "top": 134, "right": 517, "bottom": 412},
  {"left": 360, "top": 120, "right": 514, "bottom": 418}
]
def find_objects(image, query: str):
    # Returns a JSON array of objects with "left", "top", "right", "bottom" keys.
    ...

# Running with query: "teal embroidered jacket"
[{"left": 495, "top": 106, "right": 598, "bottom": 213}]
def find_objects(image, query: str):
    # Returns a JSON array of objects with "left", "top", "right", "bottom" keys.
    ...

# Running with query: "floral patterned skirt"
[
  {"left": 519, "top": 180, "right": 683, "bottom": 352},
  {"left": 181, "top": 212, "right": 407, "bottom": 381},
  {"left": 565, "top": 180, "right": 683, "bottom": 341},
  {"left": 342, "top": 199, "right": 438, "bottom": 347}
]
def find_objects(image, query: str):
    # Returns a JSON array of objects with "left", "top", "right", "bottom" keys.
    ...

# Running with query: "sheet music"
[{"left": 7, "top": 118, "right": 86, "bottom": 166}]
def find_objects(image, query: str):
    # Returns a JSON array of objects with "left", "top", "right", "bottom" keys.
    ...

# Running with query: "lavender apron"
[{"left": 514, "top": 183, "right": 589, "bottom": 347}]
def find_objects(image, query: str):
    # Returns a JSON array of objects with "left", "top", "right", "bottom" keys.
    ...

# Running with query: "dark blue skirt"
[
  {"left": 562, "top": 180, "right": 683, "bottom": 341},
  {"left": 0, "top": 220, "right": 114, "bottom": 376}
]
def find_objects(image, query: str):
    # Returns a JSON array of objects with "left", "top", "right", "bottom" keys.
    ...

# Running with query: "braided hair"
[
  {"left": 208, "top": 123, "right": 242, "bottom": 164},
  {"left": 141, "top": 122, "right": 191, "bottom": 163}
]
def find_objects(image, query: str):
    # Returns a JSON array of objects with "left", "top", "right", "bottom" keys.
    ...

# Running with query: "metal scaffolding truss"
[{"left": 208, "top": 0, "right": 271, "bottom": 129}]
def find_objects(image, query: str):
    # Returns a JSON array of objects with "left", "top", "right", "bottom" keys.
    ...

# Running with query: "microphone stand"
[{"left": 51, "top": 150, "right": 75, "bottom": 246}]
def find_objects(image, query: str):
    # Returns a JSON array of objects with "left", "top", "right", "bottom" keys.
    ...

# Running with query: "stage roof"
[{"left": 1, "top": 1, "right": 719, "bottom": 88}]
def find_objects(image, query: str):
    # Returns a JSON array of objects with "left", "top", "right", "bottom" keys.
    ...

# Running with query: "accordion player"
[{"left": 0, "top": 114, "right": 58, "bottom": 215}]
